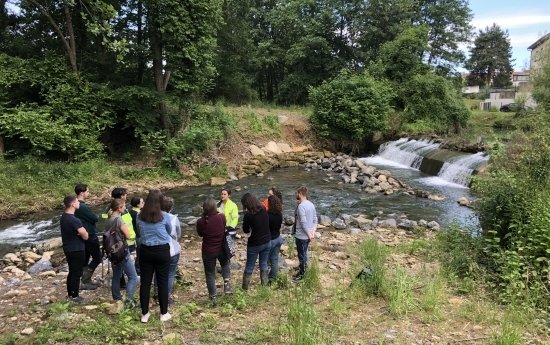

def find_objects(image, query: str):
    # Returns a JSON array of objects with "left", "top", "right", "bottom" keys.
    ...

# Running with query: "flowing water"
[
  {"left": 0, "top": 162, "right": 479, "bottom": 255},
  {"left": 376, "top": 138, "right": 489, "bottom": 186}
]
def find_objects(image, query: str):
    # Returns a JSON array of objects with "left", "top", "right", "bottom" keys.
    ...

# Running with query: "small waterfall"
[
  {"left": 370, "top": 138, "right": 490, "bottom": 187},
  {"left": 437, "top": 152, "right": 490, "bottom": 186},
  {"left": 377, "top": 138, "right": 442, "bottom": 169}
]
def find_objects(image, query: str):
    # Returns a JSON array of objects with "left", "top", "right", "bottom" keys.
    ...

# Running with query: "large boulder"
[
  {"left": 277, "top": 142, "right": 293, "bottom": 153},
  {"left": 210, "top": 177, "right": 227, "bottom": 186},
  {"left": 262, "top": 141, "right": 283, "bottom": 154},
  {"left": 249, "top": 145, "right": 265, "bottom": 156},
  {"left": 380, "top": 218, "right": 397, "bottom": 229},
  {"left": 331, "top": 219, "right": 347, "bottom": 230},
  {"left": 457, "top": 196, "right": 470, "bottom": 206},
  {"left": 427, "top": 221, "right": 441, "bottom": 230},
  {"left": 318, "top": 215, "right": 332, "bottom": 226},
  {"left": 27, "top": 258, "right": 53, "bottom": 275}
]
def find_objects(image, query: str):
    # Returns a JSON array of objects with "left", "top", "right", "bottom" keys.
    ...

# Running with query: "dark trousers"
[
  {"left": 84, "top": 236, "right": 102, "bottom": 270},
  {"left": 295, "top": 238, "right": 310, "bottom": 276},
  {"left": 202, "top": 251, "right": 230, "bottom": 297},
  {"left": 139, "top": 244, "right": 170, "bottom": 315},
  {"left": 65, "top": 250, "right": 85, "bottom": 297}
]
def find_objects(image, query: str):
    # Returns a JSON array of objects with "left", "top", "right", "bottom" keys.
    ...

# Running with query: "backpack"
[{"left": 102, "top": 217, "right": 127, "bottom": 265}]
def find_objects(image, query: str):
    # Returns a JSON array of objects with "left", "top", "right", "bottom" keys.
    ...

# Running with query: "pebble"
[
  {"left": 38, "top": 270, "right": 57, "bottom": 277},
  {"left": 21, "top": 327, "right": 34, "bottom": 335},
  {"left": 84, "top": 305, "right": 98, "bottom": 310}
]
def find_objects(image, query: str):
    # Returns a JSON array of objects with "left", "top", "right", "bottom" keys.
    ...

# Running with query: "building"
[
  {"left": 528, "top": 33, "right": 550, "bottom": 75},
  {"left": 511, "top": 71, "right": 529, "bottom": 88}
]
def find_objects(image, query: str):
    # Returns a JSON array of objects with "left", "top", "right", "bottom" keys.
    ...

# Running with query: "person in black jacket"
[
  {"left": 74, "top": 184, "right": 100, "bottom": 290},
  {"left": 267, "top": 195, "right": 283, "bottom": 282},
  {"left": 241, "top": 193, "right": 271, "bottom": 290}
]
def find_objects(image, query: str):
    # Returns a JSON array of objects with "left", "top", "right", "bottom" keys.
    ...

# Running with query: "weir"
[{"left": 373, "top": 138, "right": 489, "bottom": 186}]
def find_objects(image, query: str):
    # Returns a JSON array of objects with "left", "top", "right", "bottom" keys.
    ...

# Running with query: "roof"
[{"left": 528, "top": 33, "right": 550, "bottom": 50}]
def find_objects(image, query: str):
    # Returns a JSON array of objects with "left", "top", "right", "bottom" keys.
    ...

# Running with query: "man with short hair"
[
  {"left": 293, "top": 186, "right": 317, "bottom": 282},
  {"left": 74, "top": 183, "right": 101, "bottom": 290},
  {"left": 60, "top": 195, "right": 89, "bottom": 303}
]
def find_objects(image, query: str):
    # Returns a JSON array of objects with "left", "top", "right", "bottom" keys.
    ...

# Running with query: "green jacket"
[
  {"left": 75, "top": 200, "right": 99, "bottom": 238},
  {"left": 218, "top": 198, "right": 239, "bottom": 229}
]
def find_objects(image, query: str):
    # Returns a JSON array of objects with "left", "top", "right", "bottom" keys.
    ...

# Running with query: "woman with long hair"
[
  {"left": 106, "top": 199, "right": 138, "bottom": 307},
  {"left": 196, "top": 198, "right": 232, "bottom": 302},
  {"left": 136, "top": 190, "right": 172, "bottom": 323},
  {"left": 267, "top": 195, "right": 283, "bottom": 282},
  {"left": 261, "top": 187, "right": 283, "bottom": 210},
  {"left": 241, "top": 193, "right": 271, "bottom": 290}
]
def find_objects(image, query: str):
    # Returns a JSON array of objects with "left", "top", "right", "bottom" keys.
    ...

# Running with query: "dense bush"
[
  {"left": 309, "top": 70, "right": 394, "bottom": 145},
  {"left": 162, "top": 105, "right": 236, "bottom": 166},
  {"left": 401, "top": 72, "right": 470, "bottom": 134},
  {"left": 0, "top": 54, "right": 114, "bottom": 160},
  {"left": 474, "top": 125, "right": 550, "bottom": 308}
]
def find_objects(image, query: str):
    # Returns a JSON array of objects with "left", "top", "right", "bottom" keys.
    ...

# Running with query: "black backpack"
[{"left": 103, "top": 217, "right": 127, "bottom": 265}]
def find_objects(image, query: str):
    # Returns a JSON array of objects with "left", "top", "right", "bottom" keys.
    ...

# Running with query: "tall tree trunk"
[
  {"left": 63, "top": 1, "right": 78, "bottom": 72},
  {"left": 148, "top": 5, "right": 172, "bottom": 137},
  {"left": 0, "top": 136, "right": 4, "bottom": 158},
  {"left": 136, "top": 0, "right": 145, "bottom": 84},
  {"left": 30, "top": 0, "right": 78, "bottom": 72}
]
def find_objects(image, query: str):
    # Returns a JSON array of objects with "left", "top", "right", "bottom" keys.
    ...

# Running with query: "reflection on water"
[{"left": 0, "top": 164, "right": 479, "bottom": 254}]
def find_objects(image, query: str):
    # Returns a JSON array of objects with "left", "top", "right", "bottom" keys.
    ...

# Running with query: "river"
[{"left": 0, "top": 156, "right": 479, "bottom": 256}]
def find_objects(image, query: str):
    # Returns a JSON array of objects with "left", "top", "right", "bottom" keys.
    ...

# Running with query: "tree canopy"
[
  {"left": 466, "top": 23, "right": 514, "bottom": 88},
  {"left": 0, "top": 0, "right": 474, "bottom": 159}
]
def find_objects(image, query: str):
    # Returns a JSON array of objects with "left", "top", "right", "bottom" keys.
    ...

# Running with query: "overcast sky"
[{"left": 469, "top": 0, "right": 550, "bottom": 70}]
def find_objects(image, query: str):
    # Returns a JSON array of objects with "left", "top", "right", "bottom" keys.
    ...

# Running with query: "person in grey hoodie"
[{"left": 293, "top": 186, "right": 317, "bottom": 281}]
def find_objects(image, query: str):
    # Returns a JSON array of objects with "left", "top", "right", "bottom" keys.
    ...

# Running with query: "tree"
[
  {"left": 413, "top": 0, "right": 472, "bottom": 68},
  {"left": 466, "top": 24, "right": 514, "bottom": 88},
  {"left": 533, "top": 48, "right": 550, "bottom": 110},
  {"left": 310, "top": 70, "right": 395, "bottom": 150}
]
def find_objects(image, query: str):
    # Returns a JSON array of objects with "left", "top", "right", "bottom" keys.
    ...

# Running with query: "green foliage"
[
  {"left": 310, "top": 70, "right": 394, "bottom": 144},
  {"left": 474, "top": 115, "right": 550, "bottom": 308},
  {"left": 435, "top": 225, "right": 483, "bottom": 279},
  {"left": 401, "top": 72, "right": 470, "bottom": 133},
  {"left": 386, "top": 266, "right": 415, "bottom": 317},
  {"left": 283, "top": 286, "right": 324, "bottom": 345},
  {"left": 533, "top": 49, "right": 550, "bottom": 110},
  {"left": 162, "top": 106, "right": 235, "bottom": 167},
  {"left": 355, "top": 238, "right": 388, "bottom": 296},
  {"left": 0, "top": 54, "right": 113, "bottom": 160},
  {"left": 466, "top": 24, "right": 513, "bottom": 88},
  {"left": 370, "top": 26, "right": 430, "bottom": 83}
]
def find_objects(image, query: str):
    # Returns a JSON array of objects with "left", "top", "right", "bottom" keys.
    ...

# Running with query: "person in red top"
[
  {"left": 261, "top": 187, "right": 283, "bottom": 210},
  {"left": 196, "top": 198, "right": 232, "bottom": 302}
]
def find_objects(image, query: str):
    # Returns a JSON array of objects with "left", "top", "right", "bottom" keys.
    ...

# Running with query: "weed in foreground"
[
  {"left": 356, "top": 238, "right": 387, "bottom": 296},
  {"left": 386, "top": 266, "right": 416, "bottom": 317},
  {"left": 302, "top": 256, "right": 321, "bottom": 290},
  {"left": 282, "top": 286, "right": 324, "bottom": 345},
  {"left": 490, "top": 321, "right": 523, "bottom": 345},
  {"left": 419, "top": 270, "right": 446, "bottom": 321}
]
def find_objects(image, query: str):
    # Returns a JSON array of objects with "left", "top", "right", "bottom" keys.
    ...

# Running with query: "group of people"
[{"left": 59, "top": 184, "right": 317, "bottom": 322}]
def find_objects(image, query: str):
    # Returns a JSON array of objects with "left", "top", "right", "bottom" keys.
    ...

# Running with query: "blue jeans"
[
  {"left": 112, "top": 252, "right": 138, "bottom": 303},
  {"left": 168, "top": 253, "right": 180, "bottom": 294},
  {"left": 295, "top": 238, "right": 310, "bottom": 276},
  {"left": 244, "top": 241, "right": 271, "bottom": 274},
  {"left": 268, "top": 236, "right": 283, "bottom": 279}
]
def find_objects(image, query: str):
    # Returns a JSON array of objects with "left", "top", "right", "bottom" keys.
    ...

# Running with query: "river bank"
[{"left": 0, "top": 217, "right": 546, "bottom": 344}]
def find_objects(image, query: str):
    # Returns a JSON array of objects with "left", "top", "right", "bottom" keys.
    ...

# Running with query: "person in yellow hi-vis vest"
[
  {"left": 217, "top": 188, "right": 239, "bottom": 237},
  {"left": 102, "top": 187, "right": 136, "bottom": 288}
]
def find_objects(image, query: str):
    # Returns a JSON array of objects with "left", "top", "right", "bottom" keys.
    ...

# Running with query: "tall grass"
[
  {"left": 356, "top": 238, "right": 387, "bottom": 296},
  {"left": 386, "top": 267, "right": 415, "bottom": 317},
  {"left": 283, "top": 286, "right": 324, "bottom": 345}
]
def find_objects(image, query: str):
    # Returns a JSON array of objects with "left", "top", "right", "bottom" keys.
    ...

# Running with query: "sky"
[{"left": 468, "top": 0, "right": 550, "bottom": 70}]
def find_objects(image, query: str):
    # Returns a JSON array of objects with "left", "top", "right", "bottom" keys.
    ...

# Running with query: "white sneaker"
[
  {"left": 160, "top": 313, "right": 171, "bottom": 322},
  {"left": 141, "top": 312, "right": 150, "bottom": 323}
]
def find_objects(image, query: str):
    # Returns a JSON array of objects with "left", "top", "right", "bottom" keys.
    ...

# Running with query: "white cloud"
[
  {"left": 510, "top": 34, "right": 541, "bottom": 48},
  {"left": 472, "top": 14, "right": 550, "bottom": 30}
]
